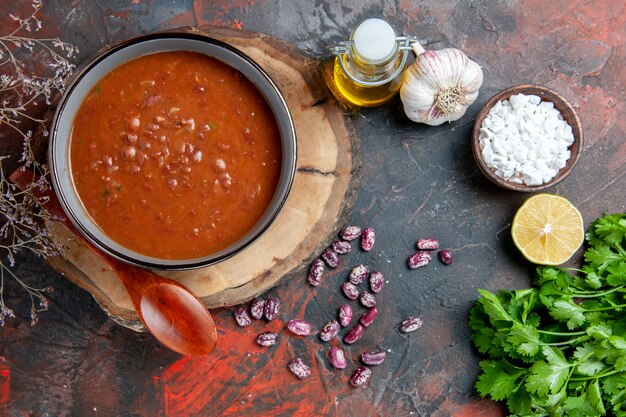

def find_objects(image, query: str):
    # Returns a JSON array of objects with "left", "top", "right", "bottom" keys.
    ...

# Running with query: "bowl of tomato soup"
[{"left": 49, "top": 33, "right": 297, "bottom": 269}]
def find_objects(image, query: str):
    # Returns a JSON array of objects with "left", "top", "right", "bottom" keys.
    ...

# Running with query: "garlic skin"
[{"left": 400, "top": 43, "right": 483, "bottom": 126}]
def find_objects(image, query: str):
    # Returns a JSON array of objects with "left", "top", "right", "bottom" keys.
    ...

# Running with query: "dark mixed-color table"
[{"left": 1, "top": 1, "right": 624, "bottom": 416}]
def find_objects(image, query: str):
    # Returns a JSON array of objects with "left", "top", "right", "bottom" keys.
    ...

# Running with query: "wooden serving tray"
[{"left": 46, "top": 26, "right": 358, "bottom": 330}]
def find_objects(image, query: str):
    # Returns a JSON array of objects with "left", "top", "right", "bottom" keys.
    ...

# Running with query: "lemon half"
[{"left": 511, "top": 194, "right": 584, "bottom": 265}]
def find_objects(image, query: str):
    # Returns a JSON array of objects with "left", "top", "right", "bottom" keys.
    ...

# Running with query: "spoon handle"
[{"left": 10, "top": 168, "right": 217, "bottom": 356}]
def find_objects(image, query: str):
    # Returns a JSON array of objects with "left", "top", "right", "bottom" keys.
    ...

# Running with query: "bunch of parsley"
[{"left": 470, "top": 213, "right": 626, "bottom": 416}]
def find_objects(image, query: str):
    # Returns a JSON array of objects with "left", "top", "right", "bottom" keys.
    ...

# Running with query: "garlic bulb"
[{"left": 400, "top": 42, "right": 483, "bottom": 126}]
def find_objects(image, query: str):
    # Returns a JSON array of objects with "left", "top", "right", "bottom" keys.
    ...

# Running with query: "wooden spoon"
[{"left": 10, "top": 168, "right": 218, "bottom": 356}]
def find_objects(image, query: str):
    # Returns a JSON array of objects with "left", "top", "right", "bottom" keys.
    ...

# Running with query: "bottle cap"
[{"left": 352, "top": 19, "right": 397, "bottom": 64}]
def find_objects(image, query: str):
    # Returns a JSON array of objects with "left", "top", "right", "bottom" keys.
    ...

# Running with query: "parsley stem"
[
  {"left": 570, "top": 368, "right": 619, "bottom": 381},
  {"left": 537, "top": 329, "right": 586, "bottom": 336},
  {"left": 571, "top": 286, "right": 624, "bottom": 298},
  {"left": 586, "top": 303, "right": 626, "bottom": 312},
  {"left": 566, "top": 268, "right": 589, "bottom": 274},
  {"left": 546, "top": 339, "right": 581, "bottom": 347}
]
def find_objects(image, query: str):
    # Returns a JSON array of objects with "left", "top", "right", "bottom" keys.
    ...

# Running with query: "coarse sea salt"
[{"left": 479, "top": 93, "right": 575, "bottom": 186}]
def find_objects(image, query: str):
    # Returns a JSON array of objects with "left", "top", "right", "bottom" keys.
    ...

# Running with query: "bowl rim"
[
  {"left": 48, "top": 32, "right": 297, "bottom": 270},
  {"left": 471, "top": 84, "right": 583, "bottom": 192}
]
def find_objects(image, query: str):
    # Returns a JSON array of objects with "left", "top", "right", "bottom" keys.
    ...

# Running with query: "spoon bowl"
[{"left": 112, "top": 258, "right": 217, "bottom": 356}]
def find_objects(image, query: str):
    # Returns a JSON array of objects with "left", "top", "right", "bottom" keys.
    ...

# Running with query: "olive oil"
[
  {"left": 328, "top": 19, "right": 416, "bottom": 108},
  {"left": 332, "top": 55, "right": 404, "bottom": 107}
]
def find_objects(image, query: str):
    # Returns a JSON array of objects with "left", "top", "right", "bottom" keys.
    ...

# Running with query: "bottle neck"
[{"left": 344, "top": 43, "right": 401, "bottom": 82}]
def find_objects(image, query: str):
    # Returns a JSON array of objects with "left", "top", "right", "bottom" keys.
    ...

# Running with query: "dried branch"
[{"left": 0, "top": 0, "right": 77, "bottom": 326}]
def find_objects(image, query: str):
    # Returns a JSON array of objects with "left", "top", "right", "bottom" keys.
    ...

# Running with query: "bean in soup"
[{"left": 70, "top": 51, "right": 282, "bottom": 259}]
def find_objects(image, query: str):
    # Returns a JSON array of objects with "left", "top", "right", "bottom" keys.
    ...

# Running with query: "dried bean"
[
  {"left": 288, "top": 358, "right": 311, "bottom": 380},
  {"left": 328, "top": 346, "right": 347, "bottom": 369},
  {"left": 264, "top": 298, "right": 280, "bottom": 321},
  {"left": 250, "top": 298, "right": 265, "bottom": 319},
  {"left": 339, "top": 226, "right": 362, "bottom": 241},
  {"left": 361, "top": 351, "right": 387, "bottom": 366},
  {"left": 349, "top": 264, "right": 368, "bottom": 285},
  {"left": 416, "top": 238, "right": 439, "bottom": 250},
  {"left": 332, "top": 241, "right": 352, "bottom": 255},
  {"left": 234, "top": 307, "right": 252, "bottom": 327},
  {"left": 439, "top": 249, "right": 454, "bottom": 265},
  {"left": 359, "top": 307, "right": 378, "bottom": 327},
  {"left": 400, "top": 316, "right": 423, "bottom": 333},
  {"left": 338, "top": 304, "right": 353, "bottom": 327},
  {"left": 369, "top": 271, "right": 384, "bottom": 293},
  {"left": 344, "top": 324, "right": 365, "bottom": 345},
  {"left": 350, "top": 366, "right": 372, "bottom": 387},
  {"left": 408, "top": 251, "right": 432, "bottom": 269},
  {"left": 307, "top": 259, "right": 325, "bottom": 287},
  {"left": 320, "top": 320, "right": 340, "bottom": 342},
  {"left": 287, "top": 319, "right": 313, "bottom": 336},
  {"left": 361, "top": 227, "right": 375, "bottom": 251},
  {"left": 256, "top": 332, "right": 278, "bottom": 346},
  {"left": 321, "top": 248, "right": 340, "bottom": 268},
  {"left": 342, "top": 282, "right": 359, "bottom": 300},
  {"left": 359, "top": 291, "right": 376, "bottom": 308}
]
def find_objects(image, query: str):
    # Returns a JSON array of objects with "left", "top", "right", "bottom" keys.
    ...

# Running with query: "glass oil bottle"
[{"left": 328, "top": 19, "right": 416, "bottom": 107}]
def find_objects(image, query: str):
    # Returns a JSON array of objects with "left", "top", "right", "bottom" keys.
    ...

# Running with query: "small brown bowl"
[{"left": 471, "top": 85, "right": 583, "bottom": 191}]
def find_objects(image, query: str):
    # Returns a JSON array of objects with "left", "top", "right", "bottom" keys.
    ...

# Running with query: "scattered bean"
[
  {"left": 361, "top": 227, "right": 375, "bottom": 251},
  {"left": 250, "top": 298, "right": 265, "bottom": 319},
  {"left": 400, "top": 316, "right": 423, "bottom": 333},
  {"left": 288, "top": 358, "right": 311, "bottom": 380},
  {"left": 342, "top": 282, "right": 359, "bottom": 300},
  {"left": 349, "top": 264, "right": 368, "bottom": 285},
  {"left": 339, "top": 225, "right": 362, "bottom": 241},
  {"left": 439, "top": 249, "right": 454, "bottom": 265},
  {"left": 369, "top": 271, "right": 384, "bottom": 293},
  {"left": 321, "top": 248, "right": 340, "bottom": 268},
  {"left": 338, "top": 304, "right": 353, "bottom": 327},
  {"left": 361, "top": 351, "right": 386, "bottom": 366},
  {"left": 359, "top": 307, "right": 378, "bottom": 327},
  {"left": 307, "top": 259, "right": 325, "bottom": 287},
  {"left": 287, "top": 319, "right": 312, "bottom": 336},
  {"left": 359, "top": 291, "right": 376, "bottom": 308},
  {"left": 256, "top": 332, "right": 278, "bottom": 347},
  {"left": 234, "top": 307, "right": 252, "bottom": 327},
  {"left": 264, "top": 298, "right": 280, "bottom": 321},
  {"left": 350, "top": 366, "right": 372, "bottom": 387},
  {"left": 328, "top": 346, "right": 347, "bottom": 369},
  {"left": 416, "top": 238, "right": 439, "bottom": 250},
  {"left": 344, "top": 324, "right": 365, "bottom": 345},
  {"left": 320, "top": 320, "right": 340, "bottom": 342},
  {"left": 332, "top": 241, "right": 352, "bottom": 255},
  {"left": 408, "top": 251, "right": 432, "bottom": 269}
]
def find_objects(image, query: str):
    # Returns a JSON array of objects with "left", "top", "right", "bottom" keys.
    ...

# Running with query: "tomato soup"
[{"left": 70, "top": 51, "right": 282, "bottom": 259}]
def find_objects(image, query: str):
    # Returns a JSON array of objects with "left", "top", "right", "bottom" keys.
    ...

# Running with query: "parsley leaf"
[
  {"left": 563, "top": 380, "right": 605, "bottom": 417},
  {"left": 526, "top": 347, "right": 571, "bottom": 396},
  {"left": 475, "top": 359, "right": 527, "bottom": 401},
  {"left": 549, "top": 299, "right": 586, "bottom": 329},
  {"left": 507, "top": 322, "right": 541, "bottom": 356}
]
